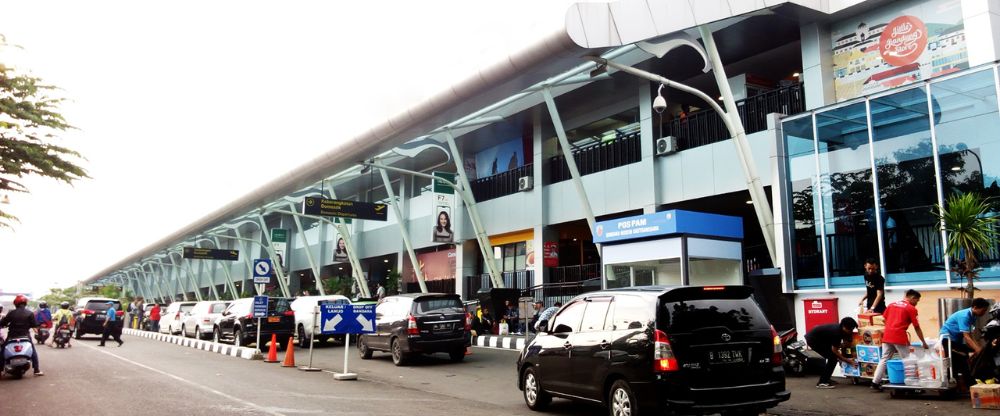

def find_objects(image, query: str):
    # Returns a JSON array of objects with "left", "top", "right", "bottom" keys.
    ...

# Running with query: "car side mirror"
[
  {"left": 221, "top": 311, "right": 230, "bottom": 316},
  {"left": 537, "top": 319, "right": 549, "bottom": 333},
  {"left": 553, "top": 324, "right": 573, "bottom": 334}
]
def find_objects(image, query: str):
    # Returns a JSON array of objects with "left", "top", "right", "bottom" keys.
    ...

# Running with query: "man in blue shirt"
[
  {"left": 98, "top": 301, "right": 124, "bottom": 347},
  {"left": 940, "top": 297, "right": 989, "bottom": 384}
]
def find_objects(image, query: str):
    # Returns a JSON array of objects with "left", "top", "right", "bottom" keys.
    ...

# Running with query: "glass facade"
[{"left": 783, "top": 66, "right": 1000, "bottom": 289}]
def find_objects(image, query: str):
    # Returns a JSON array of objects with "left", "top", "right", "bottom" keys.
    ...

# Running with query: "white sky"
[{"left": 0, "top": 0, "right": 578, "bottom": 297}]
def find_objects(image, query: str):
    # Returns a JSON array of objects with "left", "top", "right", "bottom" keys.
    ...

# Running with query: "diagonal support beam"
[{"left": 376, "top": 162, "right": 428, "bottom": 293}]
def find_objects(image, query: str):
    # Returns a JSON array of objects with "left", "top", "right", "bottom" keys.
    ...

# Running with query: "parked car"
[
  {"left": 290, "top": 295, "right": 350, "bottom": 348},
  {"left": 181, "top": 300, "right": 230, "bottom": 340},
  {"left": 516, "top": 285, "right": 789, "bottom": 415},
  {"left": 160, "top": 301, "right": 197, "bottom": 335},
  {"left": 356, "top": 293, "right": 469, "bottom": 366},
  {"left": 73, "top": 297, "right": 123, "bottom": 339},
  {"left": 214, "top": 297, "right": 294, "bottom": 348}
]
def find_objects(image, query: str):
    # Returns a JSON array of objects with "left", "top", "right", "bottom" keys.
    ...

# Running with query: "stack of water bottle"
[{"left": 895, "top": 339, "right": 948, "bottom": 388}]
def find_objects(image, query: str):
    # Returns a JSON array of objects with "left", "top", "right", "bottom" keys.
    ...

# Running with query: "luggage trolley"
[{"left": 883, "top": 337, "right": 959, "bottom": 399}]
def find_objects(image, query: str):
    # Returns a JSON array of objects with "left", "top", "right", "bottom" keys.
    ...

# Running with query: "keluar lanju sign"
[
  {"left": 302, "top": 197, "right": 387, "bottom": 221},
  {"left": 182, "top": 247, "right": 239, "bottom": 261}
]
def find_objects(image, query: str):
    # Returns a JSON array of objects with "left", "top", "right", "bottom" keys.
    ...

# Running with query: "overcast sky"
[{"left": 0, "top": 0, "right": 579, "bottom": 297}]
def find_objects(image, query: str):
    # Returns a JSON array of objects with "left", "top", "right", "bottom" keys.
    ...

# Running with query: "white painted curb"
[{"left": 122, "top": 328, "right": 261, "bottom": 360}]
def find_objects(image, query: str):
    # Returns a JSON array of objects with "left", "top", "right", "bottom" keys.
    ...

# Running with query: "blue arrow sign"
[
  {"left": 320, "top": 304, "right": 375, "bottom": 335},
  {"left": 252, "top": 259, "right": 272, "bottom": 284}
]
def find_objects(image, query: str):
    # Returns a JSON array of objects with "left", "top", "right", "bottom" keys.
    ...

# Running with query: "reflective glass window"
[
  {"left": 871, "top": 87, "right": 945, "bottom": 282},
  {"left": 816, "top": 102, "right": 877, "bottom": 283},
  {"left": 782, "top": 116, "right": 823, "bottom": 288},
  {"left": 932, "top": 69, "right": 1000, "bottom": 278}
]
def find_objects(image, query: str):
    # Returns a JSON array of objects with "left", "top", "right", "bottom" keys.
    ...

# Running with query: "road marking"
[{"left": 80, "top": 343, "right": 286, "bottom": 416}]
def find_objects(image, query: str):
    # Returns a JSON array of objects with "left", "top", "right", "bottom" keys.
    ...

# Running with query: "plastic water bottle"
[
  {"left": 903, "top": 355, "right": 920, "bottom": 386},
  {"left": 919, "top": 355, "right": 944, "bottom": 388}
]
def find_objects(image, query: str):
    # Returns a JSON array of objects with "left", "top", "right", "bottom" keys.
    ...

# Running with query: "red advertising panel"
[
  {"left": 804, "top": 298, "right": 839, "bottom": 333},
  {"left": 542, "top": 242, "right": 559, "bottom": 267}
]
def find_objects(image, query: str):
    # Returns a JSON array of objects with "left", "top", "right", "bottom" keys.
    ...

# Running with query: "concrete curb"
[
  {"left": 473, "top": 334, "right": 526, "bottom": 350},
  {"left": 122, "top": 328, "right": 261, "bottom": 360}
]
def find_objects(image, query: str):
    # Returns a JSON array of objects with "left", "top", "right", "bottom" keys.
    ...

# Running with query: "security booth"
[{"left": 593, "top": 210, "right": 744, "bottom": 289}]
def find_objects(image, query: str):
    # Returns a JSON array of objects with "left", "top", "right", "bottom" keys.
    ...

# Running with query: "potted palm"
[{"left": 936, "top": 192, "right": 999, "bottom": 300}]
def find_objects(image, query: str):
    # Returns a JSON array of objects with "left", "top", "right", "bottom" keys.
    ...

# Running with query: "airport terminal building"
[{"left": 86, "top": 0, "right": 1000, "bottom": 335}]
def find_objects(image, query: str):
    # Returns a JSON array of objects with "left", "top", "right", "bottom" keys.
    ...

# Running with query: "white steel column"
[
  {"left": 322, "top": 189, "right": 372, "bottom": 299},
  {"left": 377, "top": 165, "right": 428, "bottom": 293},
  {"left": 257, "top": 215, "right": 291, "bottom": 298},
  {"left": 285, "top": 202, "right": 326, "bottom": 296},
  {"left": 541, "top": 87, "right": 599, "bottom": 236}
]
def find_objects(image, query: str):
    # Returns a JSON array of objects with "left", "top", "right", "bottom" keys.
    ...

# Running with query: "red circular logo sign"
[{"left": 879, "top": 15, "right": 927, "bottom": 67}]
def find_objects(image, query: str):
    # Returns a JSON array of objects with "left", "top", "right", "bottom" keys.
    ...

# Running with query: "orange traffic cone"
[
  {"left": 281, "top": 339, "right": 296, "bottom": 367},
  {"left": 263, "top": 334, "right": 279, "bottom": 363}
]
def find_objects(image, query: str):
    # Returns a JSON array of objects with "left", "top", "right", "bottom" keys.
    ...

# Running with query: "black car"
[
  {"left": 517, "top": 286, "right": 790, "bottom": 416},
  {"left": 73, "top": 297, "right": 123, "bottom": 339},
  {"left": 357, "top": 293, "right": 469, "bottom": 366},
  {"left": 214, "top": 297, "right": 294, "bottom": 349}
]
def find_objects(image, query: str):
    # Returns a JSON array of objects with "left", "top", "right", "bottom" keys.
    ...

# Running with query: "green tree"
[
  {"left": 936, "top": 192, "right": 999, "bottom": 299},
  {"left": 99, "top": 284, "right": 122, "bottom": 300},
  {"left": 38, "top": 286, "right": 77, "bottom": 306},
  {"left": 0, "top": 35, "right": 89, "bottom": 228}
]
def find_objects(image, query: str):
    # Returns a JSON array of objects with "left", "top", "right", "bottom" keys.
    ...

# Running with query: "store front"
[
  {"left": 402, "top": 246, "right": 457, "bottom": 294},
  {"left": 593, "top": 210, "right": 744, "bottom": 289}
]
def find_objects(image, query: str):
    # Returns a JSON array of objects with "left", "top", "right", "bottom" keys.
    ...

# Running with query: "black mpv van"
[
  {"left": 517, "top": 286, "right": 790, "bottom": 415},
  {"left": 357, "top": 293, "right": 469, "bottom": 366}
]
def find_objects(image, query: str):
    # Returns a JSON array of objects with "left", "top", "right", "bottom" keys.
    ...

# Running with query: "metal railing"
[
  {"left": 662, "top": 83, "right": 804, "bottom": 150},
  {"left": 522, "top": 278, "right": 603, "bottom": 308},
  {"left": 469, "top": 164, "right": 533, "bottom": 202},
  {"left": 463, "top": 270, "right": 533, "bottom": 300},
  {"left": 547, "top": 263, "right": 602, "bottom": 284},
  {"left": 548, "top": 126, "right": 642, "bottom": 184},
  {"left": 405, "top": 278, "right": 455, "bottom": 294}
]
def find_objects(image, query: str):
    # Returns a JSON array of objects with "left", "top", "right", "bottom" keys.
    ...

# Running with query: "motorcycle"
[
  {"left": 779, "top": 327, "right": 824, "bottom": 376},
  {"left": 53, "top": 323, "right": 73, "bottom": 348},
  {"left": 34, "top": 326, "right": 51, "bottom": 345},
  {"left": 971, "top": 304, "right": 1000, "bottom": 382},
  {"left": 3, "top": 337, "right": 35, "bottom": 379}
]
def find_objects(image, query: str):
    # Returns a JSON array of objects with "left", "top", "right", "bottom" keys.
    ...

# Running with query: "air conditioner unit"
[
  {"left": 656, "top": 136, "right": 678, "bottom": 156},
  {"left": 518, "top": 176, "right": 534, "bottom": 192}
]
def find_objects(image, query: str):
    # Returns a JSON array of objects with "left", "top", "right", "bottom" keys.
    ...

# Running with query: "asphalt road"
[{"left": 0, "top": 332, "right": 990, "bottom": 416}]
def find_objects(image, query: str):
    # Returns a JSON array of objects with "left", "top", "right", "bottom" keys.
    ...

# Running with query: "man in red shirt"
[
  {"left": 148, "top": 304, "right": 161, "bottom": 333},
  {"left": 871, "top": 289, "right": 929, "bottom": 390}
]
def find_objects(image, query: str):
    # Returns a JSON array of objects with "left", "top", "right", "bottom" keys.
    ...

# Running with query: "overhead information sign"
[
  {"left": 302, "top": 197, "right": 387, "bottom": 221},
  {"left": 319, "top": 304, "right": 376, "bottom": 335},
  {"left": 182, "top": 247, "right": 239, "bottom": 261}
]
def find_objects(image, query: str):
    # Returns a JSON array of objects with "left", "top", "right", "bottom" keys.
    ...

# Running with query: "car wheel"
[
  {"left": 234, "top": 329, "right": 243, "bottom": 347},
  {"left": 298, "top": 325, "right": 309, "bottom": 349},
  {"left": 608, "top": 379, "right": 638, "bottom": 416},
  {"left": 213, "top": 328, "right": 221, "bottom": 344},
  {"left": 522, "top": 367, "right": 551, "bottom": 410},
  {"left": 358, "top": 335, "right": 373, "bottom": 359},
  {"left": 449, "top": 348, "right": 466, "bottom": 362},
  {"left": 391, "top": 338, "right": 408, "bottom": 366}
]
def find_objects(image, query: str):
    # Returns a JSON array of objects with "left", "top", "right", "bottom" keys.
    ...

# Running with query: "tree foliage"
[
  {"left": 936, "top": 192, "right": 999, "bottom": 299},
  {"left": 38, "top": 286, "right": 77, "bottom": 306},
  {"left": 0, "top": 35, "right": 88, "bottom": 228}
]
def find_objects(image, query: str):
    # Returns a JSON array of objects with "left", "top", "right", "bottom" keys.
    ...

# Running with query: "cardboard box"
[
  {"left": 873, "top": 315, "right": 885, "bottom": 326},
  {"left": 856, "top": 344, "right": 882, "bottom": 363},
  {"left": 860, "top": 362, "right": 877, "bottom": 378},
  {"left": 841, "top": 361, "right": 861, "bottom": 377},
  {"left": 970, "top": 383, "right": 1000, "bottom": 409},
  {"left": 860, "top": 326, "right": 885, "bottom": 346},
  {"left": 858, "top": 312, "right": 881, "bottom": 328}
]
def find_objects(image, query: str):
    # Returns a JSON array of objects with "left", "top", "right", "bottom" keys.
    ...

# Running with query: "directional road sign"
[
  {"left": 252, "top": 295, "right": 268, "bottom": 318},
  {"left": 252, "top": 259, "right": 272, "bottom": 284},
  {"left": 319, "top": 304, "right": 376, "bottom": 335}
]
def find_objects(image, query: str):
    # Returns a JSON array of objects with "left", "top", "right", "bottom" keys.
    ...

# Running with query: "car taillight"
[
  {"left": 245, "top": 314, "right": 254, "bottom": 320},
  {"left": 175, "top": 312, "right": 181, "bottom": 319},
  {"left": 83, "top": 309, "right": 94, "bottom": 316},
  {"left": 13, "top": 345, "right": 23, "bottom": 353},
  {"left": 702, "top": 286, "right": 725, "bottom": 291},
  {"left": 202, "top": 318, "right": 211, "bottom": 324},
  {"left": 283, "top": 311, "right": 294, "bottom": 316},
  {"left": 770, "top": 325, "right": 782, "bottom": 365},
  {"left": 653, "top": 329, "right": 678, "bottom": 372},
  {"left": 464, "top": 312, "right": 472, "bottom": 331},
  {"left": 116, "top": 310, "right": 124, "bottom": 317},
  {"left": 407, "top": 314, "right": 419, "bottom": 335}
]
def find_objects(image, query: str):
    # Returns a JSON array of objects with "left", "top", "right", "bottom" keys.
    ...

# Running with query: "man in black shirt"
[
  {"left": 0, "top": 295, "right": 43, "bottom": 376},
  {"left": 858, "top": 258, "right": 886, "bottom": 313},
  {"left": 805, "top": 317, "right": 858, "bottom": 388}
]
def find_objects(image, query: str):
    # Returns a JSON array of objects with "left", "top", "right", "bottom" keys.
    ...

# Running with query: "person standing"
[
  {"left": 99, "top": 301, "right": 124, "bottom": 347},
  {"left": 805, "top": 317, "right": 859, "bottom": 388},
  {"left": 940, "top": 297, "right": 990, "bottom": 385},
  {"left": 135, "top": 297, "right": 145, "bottom": 329},
  {"left": 148, "top": 303, "right": 161, "bottom": 333},
  {"left": 375, "top": 282, "right": 386, "bottom": 301},
  {"left": 871, "top": 289, "right": 928, "bottom": 390},
  {"left": 0, "top": 295, "right": 43, "bottom": 375},
  {"left": 858, "top": 258, "right": 886, "bottom": 313}
]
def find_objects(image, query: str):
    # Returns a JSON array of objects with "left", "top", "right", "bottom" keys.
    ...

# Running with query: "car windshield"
[
  {"left": 269, "top": 298, "right": 292, "bottom": 313},
  {"left": 415, "top": 297, "right": 462, "bottom": 313},
  {"left": 659, "top": 298, "right": 770, "bottom": 333},
  {"left": 180, "top": 304, "right": 195, "bottom": 313}
]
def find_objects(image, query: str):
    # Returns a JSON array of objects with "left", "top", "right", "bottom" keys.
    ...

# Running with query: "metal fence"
[
  {"left": 463, "top": 270, "right": 533, "bottom": 301},
  {"left": 469, "top": 163, "right": 534, "bottom": 202},
  {"left": 548, "top": 128, "right": 643, "bottom": 184},
  {"left": 547, "top": 263, "right": 602, "bottom": 284},
  {"left": 663, "top": 83, "right": 805, "bottom": 150}
]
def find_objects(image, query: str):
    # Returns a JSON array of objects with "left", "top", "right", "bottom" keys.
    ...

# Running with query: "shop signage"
[
  {"left": 302, "top": 197, "right": 387, "bottom": 221},
  {"left": 432, "top": 171, "right": 456, "bottom": 194},
  {"left": 543, "top": 242, "right": 559, "bottom": 267},
  {"left": 182, "top": 247, "right": 239, "bottom": 261},
  {"left": 592, "top": 210, "right": 742, "bottom": 244}
]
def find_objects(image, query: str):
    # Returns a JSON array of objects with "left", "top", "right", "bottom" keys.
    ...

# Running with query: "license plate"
[
  {"left": 95, "top": 314, "right": 106, "bottom": 321},
  {"left": 432, "top": 323, "right": 452, "bottom": 332},
  {"left": 267, "top": 316, "right": 281, "bottom": 323},
  {"left": 708, "top": 349, "right": 745, "bottom": 364}
]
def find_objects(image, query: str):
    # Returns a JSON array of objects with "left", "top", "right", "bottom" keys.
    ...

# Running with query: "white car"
[
  {"left": 159, "top": 301, "right": 197, "bottom": 335},
  {"left": 290, "top": 295, "right": 350, "bottom": 348},
  {"left": 181, "top": 300, "right": 230, "bottom": 340}
]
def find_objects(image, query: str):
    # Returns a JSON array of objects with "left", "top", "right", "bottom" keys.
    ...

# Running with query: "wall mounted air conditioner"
[
  {"left": 518, "top": 176, "right": 534, "bottom": 192},
  {"left": 656, "top": 136, "right": 678, "bottom": 156}
]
